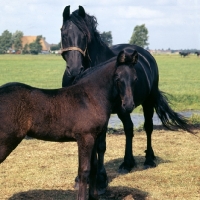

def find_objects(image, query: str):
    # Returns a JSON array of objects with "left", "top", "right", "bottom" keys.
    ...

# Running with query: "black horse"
[
  {"left": 179, "top": 52, "right": 190, "bottom": 57},
  {"left": 61, "top": 5, "right": 191, "bottom": 194},
  {"left": 0, "top": 51, "right": 138, "bottom": 200}
]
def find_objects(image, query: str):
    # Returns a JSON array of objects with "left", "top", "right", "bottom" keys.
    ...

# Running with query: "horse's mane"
[
  {"left": 73, "top": 57, "right": 116, "bottom": 84},
  {"left": 70, "top": 10, "right": 107, "bottom": 48}
]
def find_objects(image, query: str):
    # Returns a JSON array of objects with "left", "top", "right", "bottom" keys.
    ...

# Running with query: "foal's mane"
[
  {"left": 73, "top": 57, "right": 116, "bottom": 84},
  {"left": 70, "top": 9, "right": 107, "bottom": 47}
]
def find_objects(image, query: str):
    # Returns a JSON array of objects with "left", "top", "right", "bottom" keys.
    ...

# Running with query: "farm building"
[{"left": 21, "top": 36, "right": 51, "bottom": 52}]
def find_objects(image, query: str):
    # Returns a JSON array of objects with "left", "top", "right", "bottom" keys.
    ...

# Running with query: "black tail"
[{"left": 154, "top": 90, "right": 192, "bottom": 132}]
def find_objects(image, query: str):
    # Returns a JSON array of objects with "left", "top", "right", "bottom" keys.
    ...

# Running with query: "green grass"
[
  {"left": 0, "top": 53, "right": 200, "bottom": 111},
  {"left": 0, "top": 54, "right": 65, "bottom": 88},
  {"left": 154, "top": 54, "right": 200, "bottom": 111}
]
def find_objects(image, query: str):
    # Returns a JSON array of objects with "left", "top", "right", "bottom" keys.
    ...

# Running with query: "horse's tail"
[{"left": 154, "top": 89, "right": 192, "bottom": 132}]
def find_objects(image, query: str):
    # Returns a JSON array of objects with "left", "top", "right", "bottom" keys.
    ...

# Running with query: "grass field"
[
  {"left": 154, "top": 54, "right": 200, "bottom": 111},
  {"left": 0, "top": 53, "right": 199, "bottom": 111},
  {"left": 0, "top": 54, "right": 200, "bottom": 199},
  {"left": 0, "top": 54, "right": 64, "bottom": 88}
]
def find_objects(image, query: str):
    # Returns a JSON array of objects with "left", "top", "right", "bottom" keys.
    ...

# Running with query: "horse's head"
[
  {"left": 61, "top": 6, "right": 91, "bottom": 80},
  {"left": 115, "top": 50, "right": 138, "bottom": 113}
]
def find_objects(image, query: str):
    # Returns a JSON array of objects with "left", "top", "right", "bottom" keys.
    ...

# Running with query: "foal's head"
[{"left": 115, "top": 50, "right": 138, "bottom": 113}]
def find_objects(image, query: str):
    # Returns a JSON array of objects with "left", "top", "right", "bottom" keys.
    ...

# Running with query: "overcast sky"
[{"left": 1, "top": 0, "right": 200, "bottom": 49}]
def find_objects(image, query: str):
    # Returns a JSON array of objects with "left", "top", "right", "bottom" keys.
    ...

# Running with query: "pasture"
[
  {"left": 0, "top": 54, "right": 199, "bottom": 111},
  {"left": 0, "top": 54, "right": 200, "bottom": 199}
]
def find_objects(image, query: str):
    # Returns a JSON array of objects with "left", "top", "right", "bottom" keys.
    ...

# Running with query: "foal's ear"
[
  {"left": 117, "top": 50, "right": 126, "bottom": 64},
  {"left": 63, "top": 5, "right": 70, "bottom": 22},
  {"left": 79, "top": 5, "right": 86, "bottom": 18},
  {"left": 131, "top": 50, "right": 138, "bottom": 64}
]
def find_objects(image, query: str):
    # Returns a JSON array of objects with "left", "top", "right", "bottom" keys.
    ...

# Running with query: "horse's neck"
[{"left": 88, "top": 41, "right": 115, "bottom": 67}]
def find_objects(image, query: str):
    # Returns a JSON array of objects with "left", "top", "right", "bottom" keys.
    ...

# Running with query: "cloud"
[{"left": 0, "top": 0, "right": 200, "bottom": 49}]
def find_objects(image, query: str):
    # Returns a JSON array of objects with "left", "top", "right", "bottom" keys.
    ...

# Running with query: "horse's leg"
[
  {"left": 77, "top": 134, "right": 97, "bottom": 200},
  {"left": 117, "top": 110, "right": 136, "bottom": 173},
  {"left": 0, "top": 133, "right": 24, "bottom": 163},
  {"left": 142, "top": 101, "right": 156, "bottom": 169},
  {"left": 96, "top": 129, "right": 108, "bottom": 195}
]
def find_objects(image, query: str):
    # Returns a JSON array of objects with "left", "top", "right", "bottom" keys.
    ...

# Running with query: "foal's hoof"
[{"left": 97, "top": 174, "right": 108, "bottom": 195}]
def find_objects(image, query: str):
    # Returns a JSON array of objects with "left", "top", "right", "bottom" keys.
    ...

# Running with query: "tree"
[
  {"left": 22, "top": 44, "right": 29, "bottom": 54},
  {"left": 100, "top": 31, "right": 113, "bottom": 47},
  {"left": 29, "top": 35, "right": 43, "bottom": 54},
  {"left": 12, "top": 31, "right": 23, "bottom": 52},
  {"left": 50, "top": 42, "right": 61, "bottom": 51},
  {"left": 129, "top": 24, "right": 149, "bottom": 48},
  {"left": 0, "top": 30, "right": 12, "bottom": 53}
]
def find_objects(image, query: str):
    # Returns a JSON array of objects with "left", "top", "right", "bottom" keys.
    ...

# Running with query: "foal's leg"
[
  {"left": 96, "top": 129, "right": 108, "bottom": 195},
  {"left": 77, "top": 134, "right": 97, "bottom": 200},
  {"left": 117, "top": 110, "right": 136, "bottom": 173},
  {"left": 142, "top": 101, "right": 156, "bottom": 169},
  {"left": 89, "top": 141, "right": 98, "bottom": 200},
  {"left": 0, "top": 133, "right": 24, "bottom": 163}
]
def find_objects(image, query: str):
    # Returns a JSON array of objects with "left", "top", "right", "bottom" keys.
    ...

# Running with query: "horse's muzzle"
[{"left": 66, "top": 65, "right": 84, "bottom": 77}]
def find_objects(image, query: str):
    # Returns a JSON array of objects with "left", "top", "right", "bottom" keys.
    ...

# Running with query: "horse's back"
[
  {"left": 111, "top": 44, "right": 159, "bottom": 83},
  {"left": 111, "top": 44, "right": 156, "bottom": 66},
  {"left": 111, "top": 44, "right": 159, "bottom": 106}
]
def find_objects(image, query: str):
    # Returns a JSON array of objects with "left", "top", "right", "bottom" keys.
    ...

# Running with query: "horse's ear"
[
  {"left": 63, "top": 5, "right": 70, "bottom": 22},
  {"left": 117, "top": 50, "right": 126, "bottom": 64},
  {"left": 131, "top": 50, "right": 138, "bottom": 64},
  {"left": 79, "top": 5, "right": 86, "bottom": 18}
]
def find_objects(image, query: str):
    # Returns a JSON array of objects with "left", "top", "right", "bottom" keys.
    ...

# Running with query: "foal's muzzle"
[{"left": 122, "top": 100, "right": 135, "bottom": 113}]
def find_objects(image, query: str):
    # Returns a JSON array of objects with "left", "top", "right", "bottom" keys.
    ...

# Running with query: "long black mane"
[{"left": 70, "top": 9, "right": 107, "bottom": 48}]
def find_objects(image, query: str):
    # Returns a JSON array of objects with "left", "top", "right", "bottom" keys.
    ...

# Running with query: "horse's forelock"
[
  {"left": 70, "top": 10, "right": 91, "bottom": 42},
  {"left": 70, "top": 10, "right": 103, "bottom": 45}
]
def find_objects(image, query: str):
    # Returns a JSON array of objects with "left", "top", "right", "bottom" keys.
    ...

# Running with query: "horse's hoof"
[
  {"left": 118, "top": 167, "right": 130, "bottom": 174},
  {"left": 118, "top": 162, "right": 136, "bottom": 174},
  {"left": 98, "top": 187, "right": 107, "bottom": 195}
]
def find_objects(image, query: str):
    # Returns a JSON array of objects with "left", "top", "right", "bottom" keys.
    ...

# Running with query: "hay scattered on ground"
[{"left": 0, "top": 128, "right": 199, "bottom": 200}]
